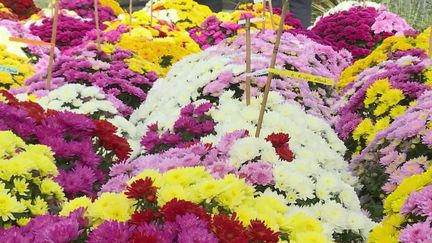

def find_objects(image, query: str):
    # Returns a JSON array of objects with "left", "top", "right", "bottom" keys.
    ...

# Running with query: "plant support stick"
[{"left": 255, "top": 0, "right": 288, "bottom": 137}]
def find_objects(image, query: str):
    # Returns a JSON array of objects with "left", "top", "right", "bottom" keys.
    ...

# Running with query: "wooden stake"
[
  {"left": 45, "top": 0, "right": 60, "bottom": 90},
  {"left": 94, "top": 0, "right": 101, "bottom": 50},
  {"left": 129, "top": 0, "right": 132, "bottom": 35},
  {"left": 255, "top": 0, "right": 288, "bottom": 138},
  {"left": 267, "top": 0, "right": 276, "bottom": 30},
  {"left": 245, "top": 18, "right": 252, "bottom": 105},
  {"left": 429, "top": 24, "right": 432, "bottom": 58}
]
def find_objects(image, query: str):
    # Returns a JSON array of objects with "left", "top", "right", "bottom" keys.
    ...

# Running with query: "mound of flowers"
[
  {"left": 0, "top": 166, "right": 335, "bottom": 242},
  {"left": 29, "top": 12, "right": 96, "bottom": 51},
  {"left": 106, "top": 91, "right": 374, "bottom": 241},
  {"left": 215, "top": 3, "right": 292, "bottom": 31},
  {"left": 311, "top": 2, "right": 414, "bottom": 60},
  {"left": 144, "top": 0, "right": 213, "bottom": 30},
  {"left": 125, "top": 30, "right": 351, "bottom": 148},
  {"left": 59, "top": 0, "right": 119, "bottom": 25},
  {"left": 368, "top": 167, "right": 432, "bottom": 243},
  {"left": 0, "top": 91, "right": 131, "bottom": 198},
  {"left": 0, "top": 130, "right": 65, "bottom": 227},
  {"left": 37, "top": 84, "right": 120, "bottom": 119},
  {"left": 0, "top": 0, "right": 40, "bottom": 20},
  {"left": 17, "top": 43, "right": 159, "bottom": 116},
  {"left": 335, "top": 35, "right": 432, "bottom": 157},
  {"left": 103, "top": 21, "right": 201, "bottom": 75},
  {"left": 311, "top": 0, "right": 384, "bottom": 27},
  {"left": 350, "top": 91, "right": 432, "bottom": 221}
]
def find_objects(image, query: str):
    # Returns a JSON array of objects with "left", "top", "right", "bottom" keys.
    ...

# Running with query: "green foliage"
[
  {"left": 312, "top": 0, "right": 432, "bottom": 31},
  {"left": 381, "top": 0, "right": 432, "bottom": 31}
]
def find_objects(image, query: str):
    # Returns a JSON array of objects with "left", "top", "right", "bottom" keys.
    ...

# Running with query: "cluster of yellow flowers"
[
  {"left": 115, "top": 26, "right": 200, "bottom": 75},
  {"left": 338, "top": 28, "right": 430, "bottom": 91},
  {"left": 150, "top": 0, "right": 213, "bottom": 30},
  {"left": 352, "top": 79, "right": 409, "bottom": 148},
  {"left": 99, "top": 0, "right": 124, "bottom": 16},
  {"left": 99, "top": 43, "right": 163, "bottom": 76},
  {"left": 60, "top": 167, "right": 332, "bottom": 241},
  {"left": 0, "top": 131, "right": 65, "bottom": 227},
  {"left": 217, "top": 3, "right": 288, "bottom": 32},
  {"left": 368, "top": 167, "right": 432, "bottom": 243},
  {"left": 0, "top": 45, "right": 34, "bottom": 89}
]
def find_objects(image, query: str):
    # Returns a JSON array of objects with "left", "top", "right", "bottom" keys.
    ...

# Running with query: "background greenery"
[{"left": 31, "top": 0, "right": 432, "bottom": 30}]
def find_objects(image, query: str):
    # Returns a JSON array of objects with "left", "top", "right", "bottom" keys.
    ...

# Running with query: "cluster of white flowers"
[
  {"left": 129, "top": 46, "right": 232, "bottom": 135},
  {"left": 38, "top": 84, "right": 119, "bottom": 117},
  {"left": 202, "top": 91, "right": 374, "bottom": 238},
  {"left": 128, "top": 31, "right": 350, "bottom": 157},
  {"left": 311, "top": 1, "right": 384, "bottom": 28}
]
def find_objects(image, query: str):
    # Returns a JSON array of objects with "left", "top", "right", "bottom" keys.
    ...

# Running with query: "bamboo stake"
[
  {"left": 245, "top": 18, "right": 252, "bottom": 105},
  {"left": 45, "top": 0, "right": 60, "bottom": 90},
  {"left": 429, "top": 23, "right": 432, "bottom": 58},
  {"left": 255, "top": 0, "right": 288, "bottom": 138},
  {"left": 129, "top": 0, "right": 132, "bottom": 35},
  {"left": 267, "top": 0, "right": 276, "bottom": 30},
  {"left": 94, "top": 0, "right": 101, "bottom": 50}
]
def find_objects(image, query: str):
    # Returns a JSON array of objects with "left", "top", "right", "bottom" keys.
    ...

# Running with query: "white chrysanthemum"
[{"left": 37, "top": 84, "right": 119, "bottom": 117}]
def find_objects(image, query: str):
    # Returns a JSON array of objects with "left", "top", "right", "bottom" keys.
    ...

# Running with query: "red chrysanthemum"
[
  {"left": 247, "top": 220, "right": 279, "bottom": 243},
  {"left": 130, "top": 210, "right": 158, "bottom": 225},
  {"left": 131, "top": 232, "right": 158, "bottom": 243},
  {"left": 275, "top": 145, "right": 294, "bottom": 162},
  {"left": 0, "top": 0, "right": 40, "bottom": 20},
  {"left": 266, "top": 133, "right": 289, "bottom": 147},
  {"left": 212, "top": 213, "right": 249, "bottom": 243},
  {"left": 266, "top": 133, "right": 294, "bottom": 162},
  {"left": 124, "top": 177, "right": 158, "bottom": 202},
  {"left": 93, "top": 120, "right": 131, "bottom": 160},
  {"left": 0, "top": 90, "right": 50, "bottom": 122},
  {"left": 0, "top": 90, "right": 18, "bottom": 105},
  {"left": 160, "top": 199, "right": 211, "bottom": 223},
  {"left": 17, "top": 101, "right": 46, "bottom": 122}
]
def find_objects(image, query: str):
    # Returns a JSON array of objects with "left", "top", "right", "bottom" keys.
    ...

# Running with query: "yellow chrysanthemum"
[
  {"left": 60, "top": 196, "right": 92, "bottom": 217},
  {"left": 86, "top": 193, "right": 134, "bottom": 225},
  {"left": 40, "top": 178, "right": 66, "bottom": 200},
  {"left": 26, "top": 197, "right": 49, "bottom": 215},
  {"left": 0, "top": 131, "right": 64, "bottom": 224},
  {"left": 151, "top": 0, "right": 212, "bottom": 30},
  {"left": 0, "top": 45, "right": 35, "bottom": 89},
  {"left": 16, "top": 217, "right": 31, "bottom": 226},
  {"left": 13, "top": 178, "right": 29, "bottom": 196},
  {"left": 217, "top": 3, "right": 290, "bottom": 32},
  {"left": 99, "top": 0, "right": 124, "bottom": 15},
  {"left": 338, "top": 35, "right": 421, "bottom": 91},
  {"left": 115, "top": 27, "right": 200, "bottom": 75},
  {"left": 0, "top": 192, "right": 26, "bottom": 221},
  {"left": 370, "top": 168, "right": 432, "bottom": 243}
]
